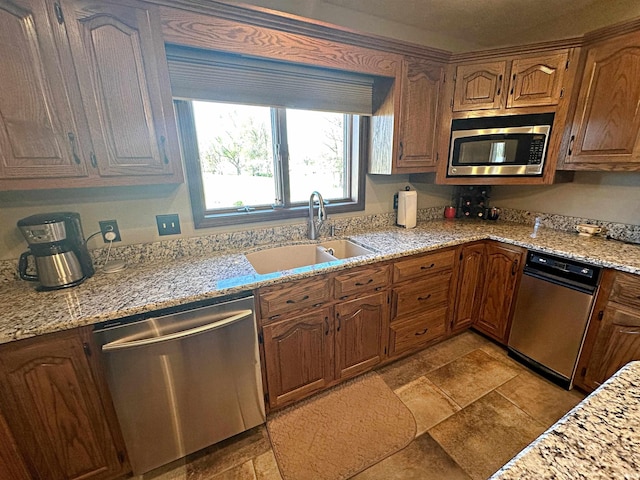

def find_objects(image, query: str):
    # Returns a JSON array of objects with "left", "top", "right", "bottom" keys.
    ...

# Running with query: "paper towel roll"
[{"left": 397, "top": 190, "right": 417, "bottom": 228}]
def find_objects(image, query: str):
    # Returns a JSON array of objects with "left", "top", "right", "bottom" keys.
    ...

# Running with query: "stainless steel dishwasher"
[
  {"left": 508, "top": 251, "right": 601, "bottom": 389},
  {"left": 93, "top": 294, "right": 265, "bottom": 475}
]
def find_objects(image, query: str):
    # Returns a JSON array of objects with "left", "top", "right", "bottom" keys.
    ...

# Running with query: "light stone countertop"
[
  {"left": 490, "top": 360, "right": 640, "bottom": 479},
  {"left": 3, "top": 219, "right": 640, "bottom": 345}
]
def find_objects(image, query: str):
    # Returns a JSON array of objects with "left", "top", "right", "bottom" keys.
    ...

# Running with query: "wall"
[
  {"left": 491, "top": 172, "right": 640, "bottom": 225},
  {"left": 0, "top": 174, "right": 453, "bottom": 261}
]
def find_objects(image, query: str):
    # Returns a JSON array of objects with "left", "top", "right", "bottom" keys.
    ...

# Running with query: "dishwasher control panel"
[{"left": 525, "top": 251, "right": 601, "bottom": 289}]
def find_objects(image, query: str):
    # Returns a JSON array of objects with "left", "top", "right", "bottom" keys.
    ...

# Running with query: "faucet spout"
[{"left": 308, "top": 191, "right": 327, "bottom": 240}]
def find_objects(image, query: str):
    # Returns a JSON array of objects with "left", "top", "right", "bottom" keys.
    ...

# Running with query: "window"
[{"left": 167, "top": 45, "right": 372, "bottom": 227}]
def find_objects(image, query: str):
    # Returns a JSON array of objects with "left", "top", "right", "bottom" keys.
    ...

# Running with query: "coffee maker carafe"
[{"left": 17, "top": 212, "right": 94, "bottom": 290}]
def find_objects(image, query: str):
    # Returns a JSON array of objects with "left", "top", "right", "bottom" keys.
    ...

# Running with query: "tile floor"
[{"left": 137, "top": 331, "right": 585, "bottom": 480}]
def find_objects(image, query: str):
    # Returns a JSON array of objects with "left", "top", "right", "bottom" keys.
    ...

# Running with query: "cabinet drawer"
[
  {"left": 334, "top": 264, "right": 390, "bottom": 299},
  {"left": 259, "top": 276, "right": 331, "bottom": 321},
  {"left": 392, "top": 273, "right": 451, "bottom": 319},
  {"left": 610, "top": 272, "right": 640, "bottom": 309},
  {"left": 393, "top": 249, "right": 455, "bottom": 283},
  {"left": 389, "top": 307, "right": 448, "bottom": 356}
]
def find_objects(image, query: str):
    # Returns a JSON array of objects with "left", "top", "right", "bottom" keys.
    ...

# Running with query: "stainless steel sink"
[{"left": 246, "top": 239, "right": 373, "bottom": 274}]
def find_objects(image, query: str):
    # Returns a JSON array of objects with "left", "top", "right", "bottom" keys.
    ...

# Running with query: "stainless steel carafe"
[{"left": 17, "top": 212, "right": 94, "bottom": 290}]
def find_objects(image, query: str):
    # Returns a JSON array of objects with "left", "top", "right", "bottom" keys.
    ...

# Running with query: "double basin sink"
[{"left": 246, "top": 239, "right": 374, "bottom": 274}]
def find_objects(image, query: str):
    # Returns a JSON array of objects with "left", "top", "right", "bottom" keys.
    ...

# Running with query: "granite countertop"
[
  {"left": 491, "top": 361, "right": 640, "bottom": 479},
  {"left": 3, "top": 219, "right": 640, "bottom": 345}
]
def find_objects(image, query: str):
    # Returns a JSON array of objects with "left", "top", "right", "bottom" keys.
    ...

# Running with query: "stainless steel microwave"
[{"left": 447, "top": 113, "right": 554, "bottom": 177}]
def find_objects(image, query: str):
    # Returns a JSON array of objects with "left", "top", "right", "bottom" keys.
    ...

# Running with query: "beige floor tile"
[
  {"left": 395, "top": 376, "right": 461, "bottom": 436},
  {"left": 497, "top": 370, "right": 585, "bottom": 427},
  {"left": 377, "top": 331, "right": 491, "bottom": 390},
  {"left": 185, "top": 426, "right": 271, "bottom": 479},
  {"left": 426, "top": 349, "right": 521, "bottom": 407},
  {"left": 253, "top": 451, "right": 283, "bottom": 480},
  {"left": 138, "top": 460, "right": 187, "bottom": 480},
  {"left": 207, "top": 460, "right": 257, "bottom": 480},
  {"left": 478, "top": 341, "right": 527, "bottom": 370},
  {"left": 352, "top": 432, "right": 471, "bottom": 480},
  {"left": 429, "top": 391, "right": 546, "bottom": 480}
]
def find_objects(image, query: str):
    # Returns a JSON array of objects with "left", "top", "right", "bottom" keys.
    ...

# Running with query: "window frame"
[{"left": 175, "top": 100, "right": 367, "bottom": 228}]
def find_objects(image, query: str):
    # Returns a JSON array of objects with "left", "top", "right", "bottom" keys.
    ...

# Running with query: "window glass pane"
[
  {"left": 192, "top": 101, "right": 275, "bottom": 210},
  {"left": 286, "top": 109, "right": 347, "bottom": 204}
]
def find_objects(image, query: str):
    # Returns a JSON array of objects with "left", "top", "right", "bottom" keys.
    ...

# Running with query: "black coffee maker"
[{"left": 17, "top": 212, "right": 94, "bottom": 290}]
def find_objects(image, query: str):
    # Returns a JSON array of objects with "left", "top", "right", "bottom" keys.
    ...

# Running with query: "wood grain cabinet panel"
[
  {"left": 453, "top": 61, "right": 507, "bottom": 111},
  {"left": 564, "top": 29, "right": 640, "bottom": 169},
  {"left": 65, "top": 0, "right": 180, "bottom": 178},
  {"left": 474, "top": 242, "right": 525, "bottom": 344},
  {"left": 334, "top": 292, "right": 389, "bottom": 381},
  {"left": 389, "top": 306, "right": 448, "bottom": 357},
  {"left": 0, "top": 327, "right": 129, "bottom": 480},
  {"left": 0, "top": 0, "right": 89, "bottom": 180},
  {"left": 333, "top": 264, "right": 390, "bottom": 300},
  {"left": 258, "top": 276, "right": 331, "bottom": 321},
  {"left": 396, "top": 57, "right": 445, "bottom": 172},
  {"left": 506, "top": 52, "right": 568, "bottom": 108},
  {"left": 576, "top": 270, "right": 640, "bottom": 392},
  {"left": 392, "top": 274, "right": 451, "bottom": 319},
  {"left": 393, "top": 249, "right": 456, "bottom": 283},
  {"left": 262, "top": 309, "right": 333, "bottom": 409},
  {"left": 452, "top": 243, "right": 485, "bottom": 333}
]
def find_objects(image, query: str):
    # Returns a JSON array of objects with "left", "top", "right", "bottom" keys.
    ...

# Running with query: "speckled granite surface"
[
  {"left": 491, "top": 361, "right": 640, "bottom": 479},
  {"left": 3, "top": 218, "right": 640, "bottom": 345}
]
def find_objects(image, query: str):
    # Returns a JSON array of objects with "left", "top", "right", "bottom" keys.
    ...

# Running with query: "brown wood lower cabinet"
[
  {"left": 452, "top": 242, "right": 485, "bottom": 333},
  {"left": 576, "top": 270, "right": 640, "bottom": 392},
  {"left": 335, "top": 292, "right": 389, "bottom": 381},
  {"left": 262, "top": 308, "right": 334, "bottom": 409},
  {"left": 0, "top": 327, "right": 129, "bottom": 480},
  {"left": 474, "top": 242, "right": 525, "bottom": 344}
]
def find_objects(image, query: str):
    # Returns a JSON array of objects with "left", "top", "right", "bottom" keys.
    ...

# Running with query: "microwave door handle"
[{"left": 101, "top": 309, "right": 253, "bottom": 352}]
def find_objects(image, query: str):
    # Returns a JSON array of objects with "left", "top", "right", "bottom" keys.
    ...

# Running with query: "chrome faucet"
[{"left": 308, "top": 191, "right": 327, "bottom": 240}]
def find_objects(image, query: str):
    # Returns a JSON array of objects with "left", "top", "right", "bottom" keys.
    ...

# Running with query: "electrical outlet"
[
  {"left": 156, "top": 214, "right": 181, "bottom": 236},
  {"left": 98, "top": 220, "right": 121, "bottom": 243}
]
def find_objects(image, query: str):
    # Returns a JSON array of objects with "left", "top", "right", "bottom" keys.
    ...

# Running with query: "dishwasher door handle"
[{"left": 101, "top": 309, "right": 253, "bottom": 352}]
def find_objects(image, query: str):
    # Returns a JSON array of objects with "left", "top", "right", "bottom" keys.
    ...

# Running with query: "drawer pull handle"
[
  {"left": 312, "top": 302, "right": 324, "bottom": 307},
  {"left": 336, "top": 313, "right": 341, "bottom": 332},
  {"left": 421, "top": 263, "right": 435, "bottom": 270},
  {"left": 339, "top": 296, "right": 349, "bottom": 300},
  {"left": 286, "top": 295, "right": 309, "bottom": 304},
  {"left": 325, "top": 317, "right": 329, "bottom": 335},
  {"left": 355, "top": 279, "right": 374, "bottom": 286},
  {"left": 269, "top": 314, "right": 281, "bottom": 320},
  {"left": 375, "top": 286, "right": 384, "bottom": 291},
  {"left": 418, "top": 294, "right": 432, "bottom": 301},
  {"left": 415, "top": 328, "right": 429, "bottom": 336}
]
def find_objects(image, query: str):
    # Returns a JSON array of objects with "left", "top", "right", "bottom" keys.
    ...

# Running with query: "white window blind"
[{"left": 165, "top": 44, "right": 375, "bottom": 115}]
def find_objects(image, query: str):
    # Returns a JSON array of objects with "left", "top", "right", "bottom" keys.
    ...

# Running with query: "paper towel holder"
[{"left": 396, "top": 186, "right": 417, "bottom": 229}]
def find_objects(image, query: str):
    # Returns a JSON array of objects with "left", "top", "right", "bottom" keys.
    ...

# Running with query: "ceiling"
[{"left": 228, "top": 0, "right": 640, "bottom": 52}]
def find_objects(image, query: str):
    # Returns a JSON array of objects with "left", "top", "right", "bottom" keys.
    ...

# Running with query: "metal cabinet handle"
[
  {"left": 512, "top": 260, "right": 519, "bottom": 276},
  {"left": 415, "top": 328, "right": 429, "bottom": 336},
  {"left": 336, "top": 313, "right": 341, "bottom": 332},
  {"left": 286, "top": 295, "right": 309, "bottom": 304},
  {"left": 418, "top": 294, "right": 432, "bottom": 301},
  {"left": 510, "top": 73, "right": 516, "bottom": 95},
  {"left": 421, "top": 263, "right": 435, "bottom": 270},
  {"left": 160, "top": 135, "right": 169, "bottom": 164},
  {"left": 102, "top": 310, "right": 253, "bottom": 351},
  {"left": 324, "top": 317, "right": 329, "bottom": 335},
  {"left": 568, "top": 135, "right": 575, "bottom": 156},
  {"left": 398, "top": 141, "right": 404, "bottom": 160},
  {"left": 90, "top": 152, "right": 98, "bottom": 168},
  {"left": 355, "top": 279, "right": 374, "bottom": 286},
  {"left": 496, "top": 74, "right": 503, "bottom": 96},
  {"left": 67, "top": 132, "right": 81, "bottom": 164}
]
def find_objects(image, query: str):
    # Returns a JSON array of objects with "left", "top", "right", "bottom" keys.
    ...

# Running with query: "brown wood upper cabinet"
[
  {"left": 561, "top": 29, "right": 640, "bottom": 170},
  {"left": 452, "top": 51, "right": 569, "bottom": 112},
  {"left": 0, "top": 0, "right": 183, "bottom": 190},
  {"left": 395, "top": 56, "right": 445, "bottom": 172},
  {"left": 0, "top": 327, "right": 130, "bottom": 480},
  {"left": 575, "top": 270, "right": 640, "bottom": 392}
]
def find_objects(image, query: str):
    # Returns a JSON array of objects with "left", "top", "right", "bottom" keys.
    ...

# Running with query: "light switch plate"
[{"left": 156, "top": 214, "right": 181, "bottom": 236}]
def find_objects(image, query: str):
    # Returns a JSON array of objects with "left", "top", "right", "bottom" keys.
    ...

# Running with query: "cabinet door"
[
  {"left": 582, "top": 304, "right": 640, "bottom": 390},
  {"left": 453, "top": 61, "right": 507, "bottom": 111},
  {"left": 396, "top": 57, "right": 444, "bottom": 171},
  {"left": 475, "top": 242, "right": 524, "bottom": 344},
  {"left": 565, "top": 30, "right": 640, "bottom": 167},
  {"left": 262, "top": 308, "right": 333, "bottom": 409},
  {"left": 453, "top": 243, "right": 485, "bottom": 332},
  {"left": 0, "top": 411, "right": 30, "bottom": 480},
  {"left": 506, "top": 52, "right": 568, "bottom": 108},
  {"left": 0, "top": 0, "right": 88, "bottom": 179},
  {"left": 334, "top": 292, "right": 389, "bottom": 381},
  {"left": 0, "top": 328, "right": 129, "bottom": 480},
  {"left": 65, "top": 0, "right": 180, "bottom": 177}
]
